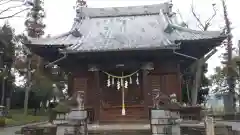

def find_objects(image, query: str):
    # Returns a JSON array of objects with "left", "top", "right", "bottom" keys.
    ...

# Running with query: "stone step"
[
  {"left": 89, "top": 130, "right": 151, "bottom": 135},
  {"left": 101, "top": 109, "right": 146, "bottom": 115},
  {"left": 100, "top": 113, "right": 146, "bottom": 118}
]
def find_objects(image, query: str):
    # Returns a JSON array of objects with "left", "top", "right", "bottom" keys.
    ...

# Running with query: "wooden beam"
[
  {"left": 177, "top": 63, "right": 182, "bottom": 102},
  {"left": 67, "top": 72, "right": 74, "bottom": 96},
  {"left": 190, "top": 48, "right": 217, "bottom": 72}
]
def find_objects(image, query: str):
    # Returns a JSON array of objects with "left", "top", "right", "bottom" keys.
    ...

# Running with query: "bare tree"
[
  {"left": 0, "top": 0, "right": 33, "bottom": 20},
  {"left": 191, "top": 1, "right": 217, "bottom": 31},
  {"left": 190, "top": 1, "right": 218, "bottom": 105}
]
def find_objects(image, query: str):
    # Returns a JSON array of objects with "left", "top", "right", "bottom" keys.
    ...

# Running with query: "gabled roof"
[{"left": 28, "top": 3, "right": 225, "bottom": 53}]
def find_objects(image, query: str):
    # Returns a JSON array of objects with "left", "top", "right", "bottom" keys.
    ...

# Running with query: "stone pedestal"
[
  {"left": 150, "top": 109, "right": 181, "bottom": 135},
  {"left": 64, "top": 109, "right": 88, "bottom": 135}
]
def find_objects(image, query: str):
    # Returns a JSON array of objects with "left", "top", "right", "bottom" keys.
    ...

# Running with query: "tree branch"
[
  {"left": 191, "top": 3, "right": 205, "bottom": 31},
  {"left": 0, "top": 0, "right": 11, "bottom": 5},
  {"left": 191, "top": 1, "right": 217, "bottom": 31},
  {"left": 0, "top": 8, "right": 29, "bottom": 19},
  {"left": 203, "top": 4, "right": 217, "bottom": 31},
  {"left": 0, "top": 5, "right": 24, "bottom": 15},
  {"left": 0, "top": 0, "right": 23, "bottom": 5}
]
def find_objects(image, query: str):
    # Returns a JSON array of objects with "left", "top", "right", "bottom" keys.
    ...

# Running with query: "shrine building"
[{"left": 25, "top": 2, "right": 225, "bottom": 123}]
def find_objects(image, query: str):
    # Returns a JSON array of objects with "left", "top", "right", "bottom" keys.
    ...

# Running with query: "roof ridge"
[
  {"left": 85, "top": 3, "right": 165, "bottom": 10},
  {"left": 81, "top": 3, "right": 172, "bottom": 18}
]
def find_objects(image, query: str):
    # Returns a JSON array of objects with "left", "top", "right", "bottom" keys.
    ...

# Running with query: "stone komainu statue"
[
  {"left": 152, "top": 89, "right": 169, "bottom": 109},
  {"left": 152, "top": 89, "right": 180, "bottom": 110},
  {"left": 67, "top": 91, "right": 85, "bottom": 109},
  {"left": 76, "top": 91, "right": 85, "bottom": 110}
]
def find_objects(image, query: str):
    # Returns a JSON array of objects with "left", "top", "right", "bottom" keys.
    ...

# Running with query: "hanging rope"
[
  {"left": 102, "top": 69, "right": 140, "bottom": 79},
  {"left": 101, "top": 70, "right": 141, "bottom": 116}
]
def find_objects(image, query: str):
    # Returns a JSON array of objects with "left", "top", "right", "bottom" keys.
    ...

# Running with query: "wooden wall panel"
[
  {"left": 149, "top": 74, "right": 180, "bottom": 100},
  {"left": 152, "top": 62, "right": 178, "bottom": 74},
  {"left": 149, "top": 61, "right": 181, "bottom": 101},
  {"left": 74, "top": 78, "right": 88, "bottom": 92},
  {"left": 165, "top": 74, "right": 180, "bottom": 99},
  {"left": 73, "top": 77, "right": 88, "bottom": 103},
  {"left": 149, "top": 75, "right": 161, "bottom": 90}
]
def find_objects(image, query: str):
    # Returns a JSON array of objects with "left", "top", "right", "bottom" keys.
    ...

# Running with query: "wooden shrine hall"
[{"left": 25, "top": 2, "right": 225, "bottom": 123}]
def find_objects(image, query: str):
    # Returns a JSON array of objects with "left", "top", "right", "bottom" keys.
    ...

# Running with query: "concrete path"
[
  {"left": 1, "top": 121, "right": 240, "bottom": 135},
  {"left": 0, "top": 126, "right": 65, "bottom": 135},
  {"left": 0, "top": 122, "right": 47, "bottom": 135},
  {"left": 0, "top": 126, "right": 22, "bottom": 135}
]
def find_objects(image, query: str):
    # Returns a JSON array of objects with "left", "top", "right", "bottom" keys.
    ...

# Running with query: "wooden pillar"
[
  {"left": 94, "top": 71, "right": 100, "bottom": 123},
  {"left": 67, "top": 72, "right": 74, "bottom": 96},
  {"left": 142, "top": 70, "right": 151, "bottom": 117},
  {"left": 177, "top": 63, "right": 182, "bottom": 102}
]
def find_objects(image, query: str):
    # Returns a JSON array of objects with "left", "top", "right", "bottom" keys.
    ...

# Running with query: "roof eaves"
[
  {"left": 26, "top": 31, "right": 74, "bottom": 45},
  {"left": 170, "top": 24, "right": 223, "bottom": 36},
  {"left": 25, "top": 43, "right": 72, "bottom": 47},
  {"left": 175, "top": 36, "right": 226, "bottom": 43},
  {"left": 170, "top": 24, "right": 221, "bottom": 35},
  {"left": 62, "top": 43, "right": 180, "bottom": 54}
]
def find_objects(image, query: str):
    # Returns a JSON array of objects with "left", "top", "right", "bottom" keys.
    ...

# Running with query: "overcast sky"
[{"left": 5, "top": 0, "right": 240, "bottom": 76}]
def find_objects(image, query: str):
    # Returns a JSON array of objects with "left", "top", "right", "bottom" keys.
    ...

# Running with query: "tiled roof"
[{"left": 28, "top": 3, "right": 225, "bottom": 53}]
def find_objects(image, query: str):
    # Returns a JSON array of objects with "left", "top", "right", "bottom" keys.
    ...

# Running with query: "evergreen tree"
[
  {"left": 22, "top": 0, "right": 67, "bottom": 115},
  {"left": 25, "top": 0, "right": 45, "bottom": 38},
  {"left": 0, "top": 23, "right": 16, "bottom": 106},
  {"left": 197, "top": 63, "right": 209, "bottom": 104},
  {"left": 23, "top": 0, "right": 45, "bottom": 115},
  {"left": 221, "top": 0, "right": 236, "bottom": 113}
]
